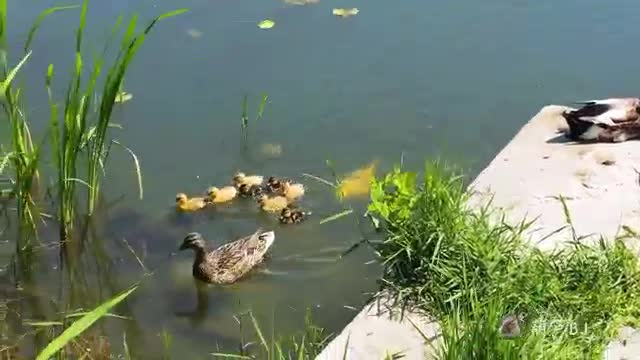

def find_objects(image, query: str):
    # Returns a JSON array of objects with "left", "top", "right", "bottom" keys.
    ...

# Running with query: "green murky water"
[{"left": 1, "top": 0, "right": 640, "bottom": 357}]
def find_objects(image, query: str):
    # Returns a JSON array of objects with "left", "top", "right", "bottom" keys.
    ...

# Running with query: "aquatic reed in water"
[
  {"left": 0, "top": 0, "right": 42, "bottom": 243},
  {"left": 0, "top": 0, "right": 185, "bottom": 239}
]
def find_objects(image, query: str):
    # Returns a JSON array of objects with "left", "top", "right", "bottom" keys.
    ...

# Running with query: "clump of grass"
[
  {"left": 368, "top": 160, "right": 640, "bottom": 359},
  {"left": 212, "top": 310, "right": 332, "bottom": 359},
  {"left": 0, "top": 0, "right": 42, "bottom": 242}
]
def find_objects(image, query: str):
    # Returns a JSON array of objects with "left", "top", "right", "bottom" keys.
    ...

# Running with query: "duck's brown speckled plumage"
[{"left": 179, "top": 230, "right": 275, "bottom": 284}]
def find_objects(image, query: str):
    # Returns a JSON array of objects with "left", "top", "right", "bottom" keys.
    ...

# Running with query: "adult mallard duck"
[
  {"left": 563, "top": 98, "right": 640, "bottom": 142},
  {"left": 179, "top": 230, "right": 275, "bottom": 284}
]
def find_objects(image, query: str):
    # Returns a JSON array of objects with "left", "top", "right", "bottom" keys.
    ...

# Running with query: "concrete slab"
[
  {"left": 315, "top": 294, "right": 440, "bottom": 360},
  {"left": 468, "top": 105, "right": 640, "bottom": 252},
  {"left": 317, "top": 105, "right": 640, "bottom": 359}
]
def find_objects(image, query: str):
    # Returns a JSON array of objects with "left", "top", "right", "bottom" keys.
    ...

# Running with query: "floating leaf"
[
  {"left": 260, "top": 143, "right": 282, "bottom": 158},
  {"left": 336, "top": 160, "right": 377, "bottom": 200},
  {"left": 332, "top": 8, "right": 359, "bottom": 17},
  {"left": 186, "top": 28, "right": 202, "bottom": 38},
  {"left": 257, "top": 19, "right": 275, "bottom": 29},
  {"left": 115, "top": 91, "right": 132, "bottom": 103}
]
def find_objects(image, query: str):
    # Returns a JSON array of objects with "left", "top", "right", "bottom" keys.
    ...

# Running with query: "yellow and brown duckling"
[
  {"left": 265, "top": 176, "right": 290, "bottom": 194},
  {"left": 282, "top": 181, "right": 305, "bottom": 202},
  {"left": 279, "top": 206, "right": 311, "bottom": 224},
  {"left": 256, "top": 193, "right": 290, "bottom": 213},
  {"left": 179, "top": 230, "right": 275, "bottom": 284},
  {"left": 232, "top": 172, "right": 264, "bottom": 188},
  {"left": 206, "top": 186, "right": 238, "bottom": 204},
  {"left": 175, "top": 193, "right": 211, "bottom": 212},
  {"left": 238, "top": 183, "right": 265, "bottom": 198}
]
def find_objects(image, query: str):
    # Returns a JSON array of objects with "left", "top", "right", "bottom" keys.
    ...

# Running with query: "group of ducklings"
[{"left": 175, "top": 172, "right": 310, "bottom": 224}]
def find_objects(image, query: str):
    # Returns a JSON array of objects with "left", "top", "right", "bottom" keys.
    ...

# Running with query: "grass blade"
[
  {"left": 35, "top": 285, "right": 137, "bottom": 360},
  {"left": 319, "top": 209, "right": 354, "bottom": 225},
  {"left": 0, "top": 51, "right": 31, "bottom": 95},
  {"left": 255, "top": 92, "right": 268, "bottom": 122},
  {"left": 112, "top": 140, "right": 143, "bottom": 200},
  {"left": 24, "top": 5, "right": 80, "bottom": 52},
  {"left": 210, "top": 354, "right": 252, "bottom": 359},
  {"left": 249, "top": 311, "right": 269, "bottom": 353}
]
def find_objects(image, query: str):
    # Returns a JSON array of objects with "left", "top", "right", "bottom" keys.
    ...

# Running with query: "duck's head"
[
  {"left": 233, "top": 172, "right": 246, "bottom": 183},
  {"left": 176, "top": 193, "right": 188, "bottom": 204},
  {"left": 256, "top": 230, "right": 275, "bottom": 248},
  {"left": 180, "top": 232, "right": 205, "bottom": 251},
  {"left": 256, "top": 194, "right": 268, "bottom": 204},
  {"left": 238, "top": 183, "right": 250, "bottom": 192},
  {"left": 281, "top": 207, "right": 292, "bottom": 218},
  {"left": 206, "top": 187, "right": 219, "bottom": 199}
]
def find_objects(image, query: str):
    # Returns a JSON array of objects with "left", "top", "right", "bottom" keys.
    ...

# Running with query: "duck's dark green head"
[{"left": 180, "top": 232, "right": 205, "bottom": 251}]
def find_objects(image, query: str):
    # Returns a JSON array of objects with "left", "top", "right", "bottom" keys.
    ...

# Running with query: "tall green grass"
[
  {"left": 0, "top": 0, "right": 42, "bottom": 243},
  {"left": 212, "top": 310, "right": 332, "bottom": 360},
  {"left": 367, "top": 161, "right": 640, "bottom": 359},
  {"left": 0, "top": 0, "right": 186, "bottom": 239}
]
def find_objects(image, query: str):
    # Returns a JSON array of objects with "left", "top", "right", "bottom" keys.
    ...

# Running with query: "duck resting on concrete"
[{"left": 562, "top": 98, "right": 640, "bottom": 142}]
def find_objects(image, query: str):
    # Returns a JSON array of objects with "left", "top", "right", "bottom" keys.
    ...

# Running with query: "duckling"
[
  {"left": 279, "top": 207, "right": 311, "bottom": 224},
  {"left": 233, "top": 172, "right": 264, "bottom": 188},
  {"left": 265, "top": 176, "right": 290, "bottom": 194},
  {"left": 175, "top": 193, "right": 211, "bottom": 211},
  {"left": 179, "top": 230, "right": 275, "bottom": 284},
  {"left": 283, "top": 181, "right": 305, "bottom": 201},
  {"left": 206, "top": 186, "right": 238, "bottom": 204},
  {"left": 238, "top": 183, "right": 264, "bottom": 198},
  {"left": 256, "top": 194, "right": 290, "bottom": 213}
]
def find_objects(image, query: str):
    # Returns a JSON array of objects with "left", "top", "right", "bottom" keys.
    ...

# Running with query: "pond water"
[{"left": 2, "top": 0, "right": 640, "bottom": 358}]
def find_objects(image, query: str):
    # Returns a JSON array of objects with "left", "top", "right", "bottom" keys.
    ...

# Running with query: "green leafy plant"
[{"left": 368, "top": 161, "right": 640, "bottom": 359}]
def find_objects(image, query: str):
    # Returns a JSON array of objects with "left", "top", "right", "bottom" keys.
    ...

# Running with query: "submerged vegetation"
[{"left": 367, "top": 162, "right": 640, "bottom": 358}]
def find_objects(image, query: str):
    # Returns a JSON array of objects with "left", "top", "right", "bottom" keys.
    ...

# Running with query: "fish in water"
[{"left": 562, "top": 98, "right": 640, "bottom": 142}]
